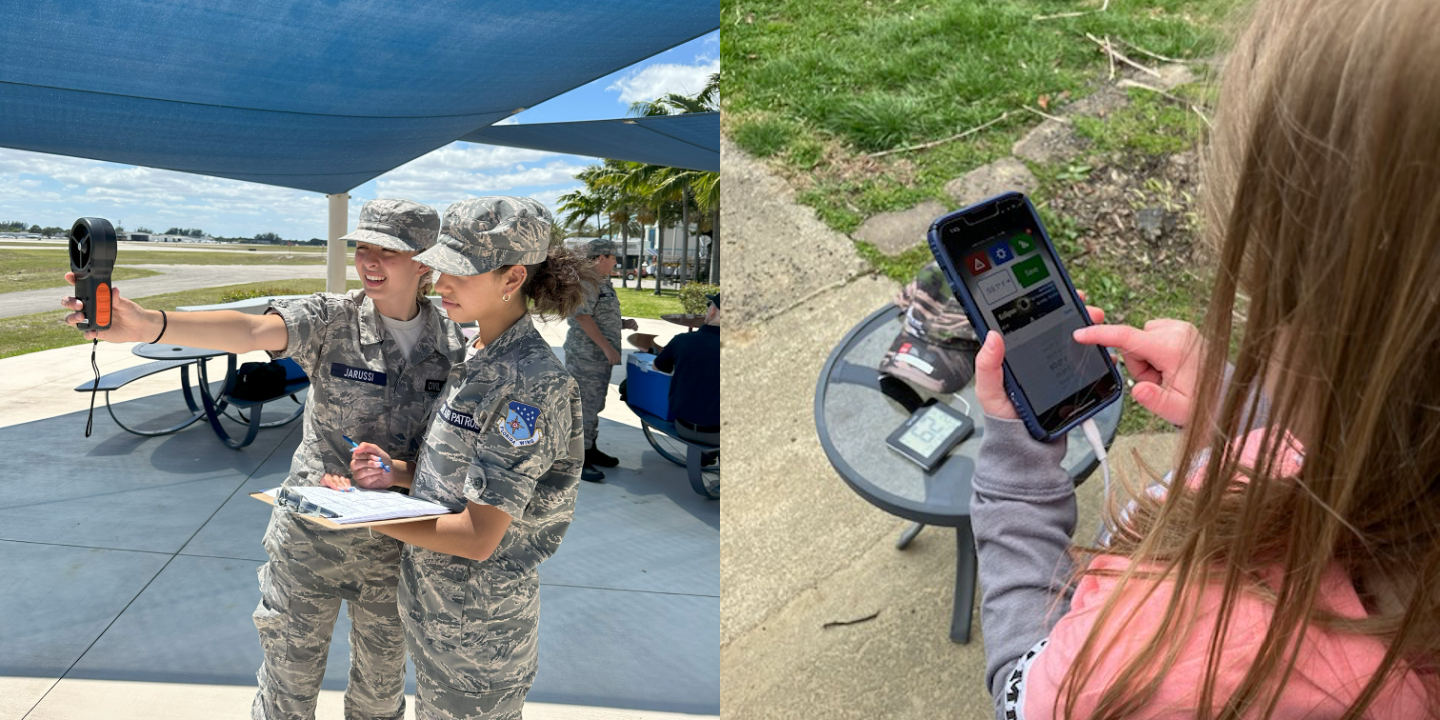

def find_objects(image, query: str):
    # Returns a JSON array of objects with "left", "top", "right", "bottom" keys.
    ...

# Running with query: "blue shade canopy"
[
  {"left": 462, "top": 112, "right": 719, "bottom": 172},
  {"left": 0, "top": 1, "right": 717, "bottom": 194}
]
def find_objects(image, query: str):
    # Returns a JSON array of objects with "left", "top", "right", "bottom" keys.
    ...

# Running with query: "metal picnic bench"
[{"left": 73, "top": 295, "right": 313, "bottom": 449}]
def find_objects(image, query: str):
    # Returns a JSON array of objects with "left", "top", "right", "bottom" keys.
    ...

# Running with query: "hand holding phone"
[
  {"left": 928, "top": 192, "right": 1123, "bottom": 441},
  {"left": 975, "top": 298, "right": 1109, "bottom": 421}
]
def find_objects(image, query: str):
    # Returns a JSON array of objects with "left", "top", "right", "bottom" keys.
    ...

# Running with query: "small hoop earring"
[{"left": 502, "top": 292, "right": 512, "bottom": 303}]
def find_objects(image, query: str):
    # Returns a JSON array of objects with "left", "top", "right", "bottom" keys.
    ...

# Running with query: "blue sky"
[{"left": 0, "top": 31, "right": 717, "bottom": 240}]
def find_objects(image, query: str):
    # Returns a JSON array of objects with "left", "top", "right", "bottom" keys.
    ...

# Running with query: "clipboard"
[{"left": 249, "top": 489, "right": 457, "bottom": 530}]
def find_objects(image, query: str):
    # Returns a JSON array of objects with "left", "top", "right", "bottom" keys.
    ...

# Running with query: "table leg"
[
  {"left": 197, "top": 354, "right": 254, "bottom": 450},
  {"left": 951, "top": 519, "right": 977, "bottom": 644},
  {"left": 896, "top": 522, "right": 924, "bottom": 550},
  {"left": 179, "top": 362, "right": 201, "bottom": 414}
]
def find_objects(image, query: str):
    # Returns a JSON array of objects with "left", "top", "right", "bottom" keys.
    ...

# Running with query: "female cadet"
[
  {"left": 565, "top": 238, "right": 639, "bottom": 482},
  {"left": 63, "top": 198, "right": 468, "bottom": 720},
  {"left": 322, "top": 196, "right": 598, "bottom": 719}
]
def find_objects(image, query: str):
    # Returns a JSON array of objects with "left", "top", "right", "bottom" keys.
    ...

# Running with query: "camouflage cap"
[
  {"left": 414, "top": 197, "right": 553, "bottom": 276},
  {"left": 586, "top": 239, "right": 619, "bottom": 259},
  {"left": 880, "top": 262, "right": 980, "bottom": 394},
  {"left": 340, "top": 198, "right": 440, "bottom": 253}
]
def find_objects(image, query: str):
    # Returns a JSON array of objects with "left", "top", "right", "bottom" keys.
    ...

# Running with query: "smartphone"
[{"left": 927, "top": 192, "right": 1121, "bottom": 442}]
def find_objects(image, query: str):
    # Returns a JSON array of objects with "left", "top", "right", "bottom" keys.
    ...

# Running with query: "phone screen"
[{"left": 936, "top": 196, "right": 1118, "bottom": 433}]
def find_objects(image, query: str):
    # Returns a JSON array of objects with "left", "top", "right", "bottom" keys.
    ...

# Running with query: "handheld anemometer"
[{"left": 69, "top": 217, "right": 117, "bottom": 331}]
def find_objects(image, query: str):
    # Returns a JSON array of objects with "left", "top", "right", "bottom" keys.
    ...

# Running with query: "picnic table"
[{"left": 73, "top": 296, "right": 318, "bottom": 449}]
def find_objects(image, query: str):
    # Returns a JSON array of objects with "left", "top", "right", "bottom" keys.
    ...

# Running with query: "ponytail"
[
  {"left": 499, "top": 245, "right": 602, "bottom": 321},
  {"left": 415, "top": 267, "right": 434, "bottom": 304}
]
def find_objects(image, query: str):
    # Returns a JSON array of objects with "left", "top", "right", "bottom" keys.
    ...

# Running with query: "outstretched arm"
[{"left": 63, "top": 272, "right": 288, "bottom": 354}]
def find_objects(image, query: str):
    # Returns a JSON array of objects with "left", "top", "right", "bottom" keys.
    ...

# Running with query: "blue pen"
[{"left": 342, "top": 435, "right": 392, "bottom": 473}]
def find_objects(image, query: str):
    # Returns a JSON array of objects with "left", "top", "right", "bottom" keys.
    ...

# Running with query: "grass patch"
[
  {"left": 616, "top": 286, "right": 685, "bottom": 320},
  {"left": 3, "top": 248, "right": 330, "bottom": 267},
  {"left": 725, "top": 0, "right": 1235, "bottom": 223},
  {"left": 1, "top": 249, "right": 161, "bottom": 293},
  {"left": 0, "top": 279, "right": 359, "bottom": 360},
  {"left": 1072, "top": 84, "right": 1210, "bottom": 156}
]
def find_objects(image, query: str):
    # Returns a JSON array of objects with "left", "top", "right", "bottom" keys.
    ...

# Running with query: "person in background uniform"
[
  {"left": 324, "top": 197, "right": 599, "bottom": 720},
  {"left": 653, "top": 293, "right": 721, "bottom": 448},
  {"left": 62, "top": 198, "right": 467, "bottom": 720},
  {"left": 564, "top": 239, "right": 638, "bottom": 482}
]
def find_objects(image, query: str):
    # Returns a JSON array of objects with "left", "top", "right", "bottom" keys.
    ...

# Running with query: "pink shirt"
[{"left": 1022, "top": 430, "right": 1433, "bottom": 718}]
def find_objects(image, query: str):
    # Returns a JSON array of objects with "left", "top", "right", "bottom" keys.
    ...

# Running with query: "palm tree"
[
  {"left": 556, "top": 188, "right": 603, "bottom": 239},
  {"left": 626, "top": 72, "right": 721, "bottom": 287}
]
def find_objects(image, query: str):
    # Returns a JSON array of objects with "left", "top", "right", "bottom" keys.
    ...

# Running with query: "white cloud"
[
  {"left": 527, "top": 186, "right": 580, "bottom": 214},
  {"left": 606, "top": 58, "right": 719, "bottom": 105},
  {"left": 0, "top": 140, "right": 592, "bottom": 239},
  {"left": 373, "top": 142, "right": 582, "bottom": 201}
]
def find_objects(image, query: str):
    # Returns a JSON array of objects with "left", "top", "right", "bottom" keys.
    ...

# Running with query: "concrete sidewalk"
[
  {"left": 719, "top": 139, "right": 1178, "bottom": 719},
  {"left": 0, "top": 316, "right": 718, "bottom": 720}
]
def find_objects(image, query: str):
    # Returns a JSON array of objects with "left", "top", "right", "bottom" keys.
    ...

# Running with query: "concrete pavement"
[{"left": 0, "top": 315, "right": 718, "bottom": 720}]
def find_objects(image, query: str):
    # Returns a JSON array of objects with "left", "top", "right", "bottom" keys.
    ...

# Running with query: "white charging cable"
[{"left": 1081, "top": 418, "right": 1110, "bottom": 503}]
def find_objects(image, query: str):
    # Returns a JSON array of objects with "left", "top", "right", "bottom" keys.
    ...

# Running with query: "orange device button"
[{"left": 95, "top": 282, "right": 111, "bottom": 326}]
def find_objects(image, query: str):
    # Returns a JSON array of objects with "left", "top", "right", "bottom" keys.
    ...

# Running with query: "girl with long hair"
[{"left": 971, "top": 0, "right": 1439, "bottom": 717}]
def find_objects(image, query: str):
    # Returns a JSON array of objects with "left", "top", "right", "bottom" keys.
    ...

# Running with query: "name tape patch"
[
  {"left": 438, "top": 402, "right": 480, "bottom": 432},
  {"left": 498, "top": 400, "right": 541, "bottom": 447},
  {"left": 425, "top": 379, "right": 445, "bottom": 393},
  {"left": 330, "top": 363, "right": 386, "bottom": 386}
]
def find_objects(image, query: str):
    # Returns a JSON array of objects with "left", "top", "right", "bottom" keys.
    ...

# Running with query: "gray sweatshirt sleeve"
[
  {"left": 971, "top": 364, "right": 1273, "bottom": 716},
  {"left": 970, "top": 416, "right": 1075, "bottom": 712}
]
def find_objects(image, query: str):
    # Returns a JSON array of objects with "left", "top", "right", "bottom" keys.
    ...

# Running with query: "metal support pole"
[{"left": 326, "top": 193, "right": 350, "bottom": 293}]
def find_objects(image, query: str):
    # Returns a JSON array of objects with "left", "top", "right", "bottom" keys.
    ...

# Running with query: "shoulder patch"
[{"left": 498, "top": 400, "right": 542, "bottom": 447}]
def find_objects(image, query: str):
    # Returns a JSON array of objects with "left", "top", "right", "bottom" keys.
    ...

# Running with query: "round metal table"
[{"left": 813, "top": 304, "right": 1121, "bottom": 643}]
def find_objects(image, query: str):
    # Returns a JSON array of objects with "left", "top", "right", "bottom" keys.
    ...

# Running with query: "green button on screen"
[
  {"left": 1010, "top": 233, "right": 1037, "bottom": 256},
  {"left": 1013, "top": 255, "right": 1050, "bottom": 288}
]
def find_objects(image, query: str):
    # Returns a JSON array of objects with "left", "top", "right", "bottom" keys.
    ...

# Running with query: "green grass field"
[
  {"left": 725, "top": 0, "right": 1238, "bottom": 435},
  {"left": 1, "top": 248, "right": 331, "bottom": 273},
  {"left": 616, "top": 286, "right": 685, "bottom": 320},
  {"left": 2, "top": 251, "right": 161, "bottom": 293},
  {"left": 0, "top": 280, "right": 359, "bottom": 360}
]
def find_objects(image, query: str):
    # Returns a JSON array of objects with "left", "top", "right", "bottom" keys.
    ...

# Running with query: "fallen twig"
[
  {"left": 1105, "top": 36, "right": 1116, "bottom": 81},
  {"left": 1086, "top": 33, "right": 1162, "bottom": 78},
  {"left": 823, "top": 611, "right": 880, "bottom": 629},
  {"left": 1116, "top": 79, "right": 1186, "bottom": 104},
  {"left": 1035, "top": 0, "right": 1107, "bottom": 21},
  {"left": 867, "top": 111, "right": 1011, "bottom": 158},
  {"left": 1117, "top": 79, "right": 1214, "bottom": 126},
  {"left": 1115, "top": 37, "right": 1188, "bottom": 65},
  {"left": 1022, "top": 105, "right": 1071, "bottom": 125},
  {"left": 1193, "top": 104, "right": 1213, "bottom": 129}
]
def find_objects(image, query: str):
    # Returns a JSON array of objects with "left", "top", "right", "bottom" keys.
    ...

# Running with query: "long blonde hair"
[{"left": 1060, "top": 0, "right": 1440, "bottom": 717}]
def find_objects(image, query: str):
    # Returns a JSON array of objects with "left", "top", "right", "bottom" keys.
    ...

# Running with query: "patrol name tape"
[{"left": 439, "top": 401, "right": 480, "bottom": 432}]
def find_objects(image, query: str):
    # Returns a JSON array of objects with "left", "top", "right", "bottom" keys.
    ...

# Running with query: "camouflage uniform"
[
  {"left": 253, "top": 199, "right": 468, "bottom": 720},
  {"left": 564, "top": 239, "right": 621, "bottom": 450},
  {"left": 405, "top": 197, "right": 584, "bottom": 720}
]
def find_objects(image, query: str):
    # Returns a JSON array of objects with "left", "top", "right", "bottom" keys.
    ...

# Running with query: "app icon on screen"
[
  {"left": 988, "top": 243, "right": 1015, "bottom": 266},
  {"left": 964, "top": 251, "right": 992, "bottom": 276},
  {"left": 1012, "top": 254, "right": 1051, "bottom": 288},
  {"left": 1010, "top": 233, "right": 1037, "bottom": 256}
]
